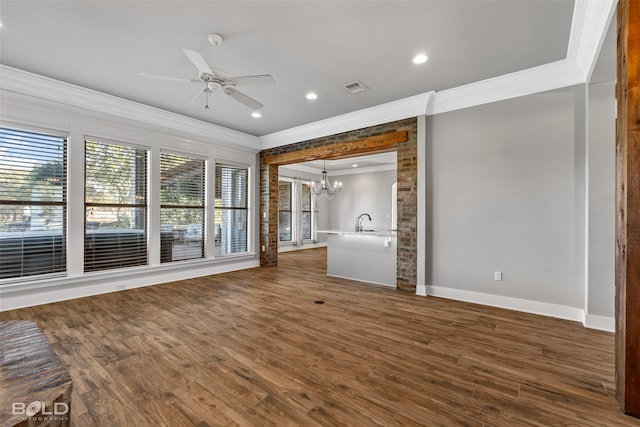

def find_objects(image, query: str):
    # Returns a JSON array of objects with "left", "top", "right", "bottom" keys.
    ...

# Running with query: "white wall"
[
  {"left": 426, "top": 89, "right": 586, "bottom": 311},
  {"left": 328, "top": 170, "right": 397, "bottom": 231},
  {"left": 583, "top": 12, "right": 616, "bottom": 324},
  {"left": 586, "top": 80, "right": 616, "bottom": 319}
]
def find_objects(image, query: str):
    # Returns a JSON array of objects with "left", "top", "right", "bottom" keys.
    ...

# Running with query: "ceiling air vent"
[{"left": 343, "top": 80, "right": 369, "bottom": 94}]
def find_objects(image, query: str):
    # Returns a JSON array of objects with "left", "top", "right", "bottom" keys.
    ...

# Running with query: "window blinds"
[
  {"left": 214, "top": 164, "right": 249, "bottom": 256},
  {"left": 160, "top": 152, "right": 206, "bottom": 262},
  {"left": 84, "top": 140, "right": 148, "bottom": 272},
  {"left": 0, "top": 127, "right": 67, "bottom": 279}
]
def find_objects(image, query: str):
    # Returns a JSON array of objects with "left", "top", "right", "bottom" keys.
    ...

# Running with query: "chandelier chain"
[{"left": 310, "top": 161, "right": 342, "bottom": 200}]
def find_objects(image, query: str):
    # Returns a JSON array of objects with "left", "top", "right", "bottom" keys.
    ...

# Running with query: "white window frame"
[
  {"left": 159, "top": 150, "right": 207, "bottom": 263},
  {"left": 277, "top": 176, "right": 316, "bottom": 247},
  {"left": 213, "top": 161, "right": 252, "bottom": 257},
  {"left": 0, "top": 123, "right": 69, "bottom": 282},
  {"left": 83, "top": 137, "right": 149, "bottom": 272}
]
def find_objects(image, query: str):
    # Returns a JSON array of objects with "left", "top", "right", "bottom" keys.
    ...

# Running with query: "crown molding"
[
  {"left": 567, "top": 0, "right": 617, "bottom": 82},
  {"left": 260, "top": 57, "right": 585, "bottom": 149},
  {"left": 0, "top": 65, "right": 261, "bottom": 151},
  {"left": 430, "top": 0, "right": 616, "bottom": 116},
  {"left": 260, "top": 91, "right": 435, "bottom": 149},
  {"left": 429, "top": 59, "right": 585, "bottom": 115}
]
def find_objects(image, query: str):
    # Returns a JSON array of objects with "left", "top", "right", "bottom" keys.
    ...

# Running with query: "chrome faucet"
[{"left": 355, "top": 213, "right": 372, "bottom": 232}]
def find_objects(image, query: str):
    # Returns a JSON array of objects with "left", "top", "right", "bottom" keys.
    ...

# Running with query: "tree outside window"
[
  {"left": 0, "top": 127, "right": 67, "bottom": 279},
  {"left": 160, "top": 153, "right": 206, "bottom": 262},
  {"left": 84, "top": 140, "right": 148, "bottom": 272},
  {"left": 215, "top": 164, "right": 249, "bottom": 256}
]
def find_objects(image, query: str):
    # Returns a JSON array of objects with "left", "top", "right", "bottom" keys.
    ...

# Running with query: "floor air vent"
[{"left": 343, "top": 80, "right": 369, "bottom": 93}]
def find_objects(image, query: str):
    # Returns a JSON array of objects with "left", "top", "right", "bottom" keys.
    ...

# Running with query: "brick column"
[
  {"left": 259, "top": 161, "right": 278, "bottom": 266},
  {"left": 396, "top": 123, "right": 418, "bottom": 292}
]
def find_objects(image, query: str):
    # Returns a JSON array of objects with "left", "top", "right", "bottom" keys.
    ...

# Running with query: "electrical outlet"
[
  {"left": 261, "top": 245, "right": 266, "bottom": 252},
  {"left": 494, "top": 271, "right": 502, "bottom": 281}
]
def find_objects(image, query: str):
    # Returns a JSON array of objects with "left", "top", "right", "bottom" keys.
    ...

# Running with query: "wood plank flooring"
[{"left": 1, "top": 248, "right": 638, "bottom": 426}]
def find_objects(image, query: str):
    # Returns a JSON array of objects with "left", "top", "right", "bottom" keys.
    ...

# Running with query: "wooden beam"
[
  {"left": 616, "top": 0, "right": 640, "bottom": 418},
  {"left": 262, "top": 131, "right": 407, "bottom": 165}
]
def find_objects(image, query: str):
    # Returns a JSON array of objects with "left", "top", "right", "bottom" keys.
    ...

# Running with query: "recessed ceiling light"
[
  {"left": 352, "top": 164, "right": 358, "bottom": 168},
  {"left": 251, "top": 111, "right": 262, "bottom": 118},
  {"left": 306, "top": 92, "right": 318, "bottom": 100},
  {"left": 412, "top": 54, "right": 428, "bottom": 64}
]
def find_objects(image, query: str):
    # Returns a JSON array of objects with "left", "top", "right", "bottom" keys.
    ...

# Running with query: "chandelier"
[{"left": 310, "top": 161, "right": 342, "bottom": 200}]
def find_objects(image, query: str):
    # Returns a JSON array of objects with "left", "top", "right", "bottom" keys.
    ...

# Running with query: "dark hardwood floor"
[{"left": 1, "top": 248, "right": 638, "bottom": 426}]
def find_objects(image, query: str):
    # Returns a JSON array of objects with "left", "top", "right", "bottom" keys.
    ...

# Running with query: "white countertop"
[{"left": 316, "top": 229, "right": 397, "bottom": 237}]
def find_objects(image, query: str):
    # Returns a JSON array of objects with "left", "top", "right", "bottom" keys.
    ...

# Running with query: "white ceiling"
[
  {"left": 0, "top": 0, "right": 575, "bottom": 137},
  {"left": 285, "top": 151, "right": 397, "bottom": 174}
]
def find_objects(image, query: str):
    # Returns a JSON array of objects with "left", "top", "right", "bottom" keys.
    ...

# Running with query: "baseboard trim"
[
  {"left": 416, "top": 284, "right": 428, "bottom": 296},
  {"left": 0, "top": 260, "right": 259, "bottom": 311},
  {"left": 278, "top": 242, "right": 327, "bottom": 253},
  {"left": 425, "top": 285, "right": 586, "bottom": 324},
  {"left": 584, "top": 313, "right": 615, "bottom": 332}
]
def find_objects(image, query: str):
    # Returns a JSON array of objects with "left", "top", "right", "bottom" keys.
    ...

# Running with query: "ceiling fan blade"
[
  {"left": 139, "top": 73, "right": 198, "bottom": 83},
  {"left": 230, "top": 74, "right": 275, "bottom": 87},
  {"left": 182, "top": 49, "right": 211, "bottom": 75},
  {"left": 224, "top": 87, "right": 263, "bottom": 110}
]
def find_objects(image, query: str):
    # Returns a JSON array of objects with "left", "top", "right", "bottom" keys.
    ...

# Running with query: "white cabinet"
[{"left": 318, "top": 230, "right": 397, "bottom": 287}]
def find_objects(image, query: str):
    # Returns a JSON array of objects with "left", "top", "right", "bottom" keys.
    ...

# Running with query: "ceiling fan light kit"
[{"left": 139, "top": 33, "right": 274, "bottom": 111}]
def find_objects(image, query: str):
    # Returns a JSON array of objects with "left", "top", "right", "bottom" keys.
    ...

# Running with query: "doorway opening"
[{"left": 259, "top": 118, "right": 418, "bottom": 291}]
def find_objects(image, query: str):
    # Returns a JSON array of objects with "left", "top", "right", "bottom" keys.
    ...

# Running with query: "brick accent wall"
[
  {"left": 259, "top": 163, "right": 279, "bottom": 266},
  {"left": 396, "top": 121, "right": 418, "bottom": 292},
  {"left": 259, "top": 117, "right": 418, "bottom": 291}
]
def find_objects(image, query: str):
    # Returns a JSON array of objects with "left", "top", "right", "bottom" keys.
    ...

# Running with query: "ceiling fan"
[{"left": 140, "top": 33, "right": 275, "bottom": 111}]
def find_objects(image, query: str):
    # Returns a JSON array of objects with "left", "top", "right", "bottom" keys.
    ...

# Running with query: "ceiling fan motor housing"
[
  {"left": 207, "top": 81, "right": 223, "bottom": 91},
  {"left": 200, "top": 72, "right": 228, "bottom": 90}
]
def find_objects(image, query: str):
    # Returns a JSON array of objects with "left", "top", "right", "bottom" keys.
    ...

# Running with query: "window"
[
  {"left": 0, "top": 127, "right": 67, "bottom": 280},
  {"left": 160, "top": 153, "right": 205, "bottom": 262},
  {"left": 214, "top": 164, "right": 249, "bottom": 256},
  {"left": 277, "top": 178, "right": 314, "bottom": 245},
  {"left": 301, "top": 183, "right": 312, "bottom": 239},
  {"left": 84, "top": 140, "right": 148, "bottom": 272},
  {"left": 278, "top": 181, "right": 292, "bottom": 242}
]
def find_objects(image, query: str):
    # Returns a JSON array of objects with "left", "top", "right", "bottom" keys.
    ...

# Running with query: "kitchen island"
[{"left": 316, "top": 229, "right": 397, "bottom": 287}]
